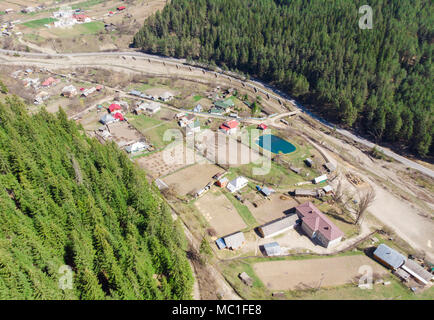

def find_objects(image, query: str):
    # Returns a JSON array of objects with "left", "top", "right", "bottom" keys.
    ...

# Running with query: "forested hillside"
[
  {"left": 0, "top": 97, "right": 193, "bottom": 299},
  {"left": 133, "top": 0, "right": 433, "bottom": 156}
]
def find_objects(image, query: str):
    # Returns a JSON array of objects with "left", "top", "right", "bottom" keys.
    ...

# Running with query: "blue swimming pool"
[{"left": 256, "top": 134, "right": 296, "bottom": 154}]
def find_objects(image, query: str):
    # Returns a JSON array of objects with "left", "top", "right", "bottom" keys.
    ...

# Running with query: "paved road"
[{"left": 1, "top": 48, "right": 433, "bottom": 178}]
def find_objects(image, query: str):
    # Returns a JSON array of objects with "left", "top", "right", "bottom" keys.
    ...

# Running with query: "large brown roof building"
[{"left": 295, "top": 202, "right": 344, "bottom": 248}]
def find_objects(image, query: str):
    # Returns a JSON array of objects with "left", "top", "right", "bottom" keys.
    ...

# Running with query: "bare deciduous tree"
[
  {"left": 355, "top": 188, "right": 376, "bottom": 225},
  {"left": 333, "top": 179, "right": 344, "bottom": 204}
]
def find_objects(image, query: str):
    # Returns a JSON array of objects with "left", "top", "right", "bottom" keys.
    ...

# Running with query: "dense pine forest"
[
  {"left": 0, "top": 97, "right": 193, "bottom": 299},
  {"left": 133, "top": 0, "right": 433, "bottom": 157}
]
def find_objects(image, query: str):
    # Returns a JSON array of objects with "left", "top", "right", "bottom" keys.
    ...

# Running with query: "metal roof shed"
[
  {"left": 215, "top": 238, "right": 227, "bottom": 250},
  {"left": 373, "top": 244, "right": 406, "bottom": 270},
  {"left": 263, "top": 242, "right": 282, "bottom": 256},
  {"left": 401, "top": 259, "right": 433, "bottom": 285},
  {"left": 223, "top": 232, "right": 245, "bottom": 250}
]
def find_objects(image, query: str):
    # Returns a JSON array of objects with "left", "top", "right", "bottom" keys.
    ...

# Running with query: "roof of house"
[
  {"left": 323, "top": 185, "right": 333, "bottom": 193},
  {"left": 259, "top": 214, "right": 298, "bottom": 238},
  {"left": 294, "top": 189, "right": 318, "bottom": 197},
  {"left": 42, "top": 77, "right": 55, "bottom": 86},
  {"left": 216, "top": 238, "right": 227, "bottom": 249},
  {"left": 324, "top": 162, "right": 336, "bottom": 172},
  {"left": 263, "top": 242, "right": 282, "bottom": 256},
  {"left": 215, "top": 99, "right": 234, "bottom": 108},
  {"left": 100, "top": 114, "right": 115, "bottom": 124},
  {"left": 373, "top": 244, "right": 406, "bottom": 269},
  {"left": 295, "top": 202, "right": 344, "bottom": 241},
  {"left": 260, "top": 186, "right": 274, "bottom": 197},
  {"left": 142, "top": 102, "right": 161, "bottom": 111},
  {"left": 113, "top": 112, "right": 124, "bottom": 121},
  {"left": 187, "top": 119, "right": 200, "bottom": 129},
  {"left": 209, "top": 107, "right": 224, "bottom": 114},
  {"left": 222, "top": 120, "right": 239, "bottom": 129},
  {"left": 218, "top": 177, "right": 229, "bottom": 184},
  {"left": 227, "top": 176, "right": 248, "bottom": 192},
  {"left": 223, "top": 232, "right": 245, "bottom": 249},
  {"left": 401, "top": 259, "right": 433, "bottom": 284},
  {"left": 62, "top": 85, "right": 76, "bottom": 92},
  {"left": 160, "top": 91, "right": 173, "bottom": 99},
  {"left": 109, "top": 104, "right": 122, "bottom": 112},
  {"left": 258, "top": 123, "right": 268, "bottom": 130},
  {"left": 130, "top": 90, "right": 141, "bottom": 95},
  {"left": 238, "top": 272, "right": 253, "bottom": 286},
  {"left": 314, "top": 174, "right": 328, "bottom": 183}
]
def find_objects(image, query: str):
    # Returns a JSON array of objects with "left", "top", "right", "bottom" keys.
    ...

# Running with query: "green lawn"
[
  {"left": 75, "top": 21, "right": 104, "bottom": 34},
  {"left": 127, "top": 113, "right": 178, "bottom": 149},
  {"left": 22, "top": 18, "right": 58, "bottom": 28},
  {"left": 193, "top": 95, "right": 203, "bottom": 102}
]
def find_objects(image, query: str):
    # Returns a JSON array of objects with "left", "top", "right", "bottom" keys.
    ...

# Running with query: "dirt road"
[
  {"left": 1, "top": 48, "right": 432, "bottom": 179},
  {"left": 0, "top": 50, "right": 433, "bottom": 262}
]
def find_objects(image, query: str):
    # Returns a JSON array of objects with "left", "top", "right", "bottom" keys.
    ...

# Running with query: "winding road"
[{"left": 0, "top": 48, "right": 433, "bottom": 179}]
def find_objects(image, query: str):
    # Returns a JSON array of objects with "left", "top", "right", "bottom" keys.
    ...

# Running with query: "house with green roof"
[{"left": 214, "top": 99, "right": 235, "bottom": 112}]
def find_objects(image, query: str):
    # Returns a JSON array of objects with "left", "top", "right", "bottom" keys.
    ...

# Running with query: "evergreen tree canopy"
[
  {"left": 0, "top": 97, "right": 193, "bottom": 299},
  {"left": 133, "top": 0, "right": 433, "bottom": 156}
]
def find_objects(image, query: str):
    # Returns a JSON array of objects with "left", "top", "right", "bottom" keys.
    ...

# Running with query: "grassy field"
[
  {"left": 222, "top": 190, "right": 257, "bottom": 228},
  {"left": 75, "top": 21, "right": 104, "bottom": 34},
  {"left": 127, "top": 113, "right": 178, "bottom": 149},
  {"left": 230, "top": 161, "right": 307, "bottom": 187},
  {"left": 71, "top": 0, "right": 105, "bottom": 10},
  {"left": 22, "top": 18, "right": 58, "bottom": 28},
  {"left": 22, "top": 33, "right": 46, "bottom": 44}
]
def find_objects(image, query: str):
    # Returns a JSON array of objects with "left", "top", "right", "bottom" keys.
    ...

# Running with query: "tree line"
[
  {"left": 0, "top": 96, "right": 193, "bottom": 299},
  {"left": 133, "top": 0, "right": 433, "bottom": 157}
]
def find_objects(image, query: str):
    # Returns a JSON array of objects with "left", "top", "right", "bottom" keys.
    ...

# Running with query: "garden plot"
[
  {"left": 135, "top": 148, "right": 187, "bottom": 178},
  {"left": 107, "top": 121, "right": 142, "bottom": 145},
  {"left": 253, "top": 255, "right": 387, "bottom": 291},
  {"left": 194, "top": 190, "right": 247, "bottom": 237},
  {"left": 162, "top": 163, "right": 224, "bottom": 196}
]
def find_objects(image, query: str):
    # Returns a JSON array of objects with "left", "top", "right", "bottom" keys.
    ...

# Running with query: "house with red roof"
[
  {"left": 41, "top": 77, "right": 57, "bottom": 87},
  {"left": 117, "top": 6, "right": 126, "bottom": 11},
  {"left": 113, "top": 112, "right": 125, "bottom": 121},
  {"left": 295, "top": 202, "right": 344, "bottom": 248},
  {"left": 73, "top": 14, "right": 90, "bottom": 22},
  {"left": 219, "top": 120, "right": 239, "bottom": 135},
  {"left": 258, "top": 123, "right": 268, "bottom": 130},
  {"left": 108, "top": 104, "right": 122, "bottom": 113}
]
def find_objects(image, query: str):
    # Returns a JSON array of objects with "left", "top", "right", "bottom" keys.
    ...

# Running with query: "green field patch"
[
  {"left": 127, "top": 114, "right": 178, "bottom": 149},
  {"left": 22, "top": 18, "right": 58, "bottom": 28},
  {"left": 75, "top": 21, "right": 104, "bottom": 34},
  {"left": 72, "top": 0, "right": 105, "bottom": 10},
  {"left": 222, "top": 190, "right": 257, "bottom": 228}
]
